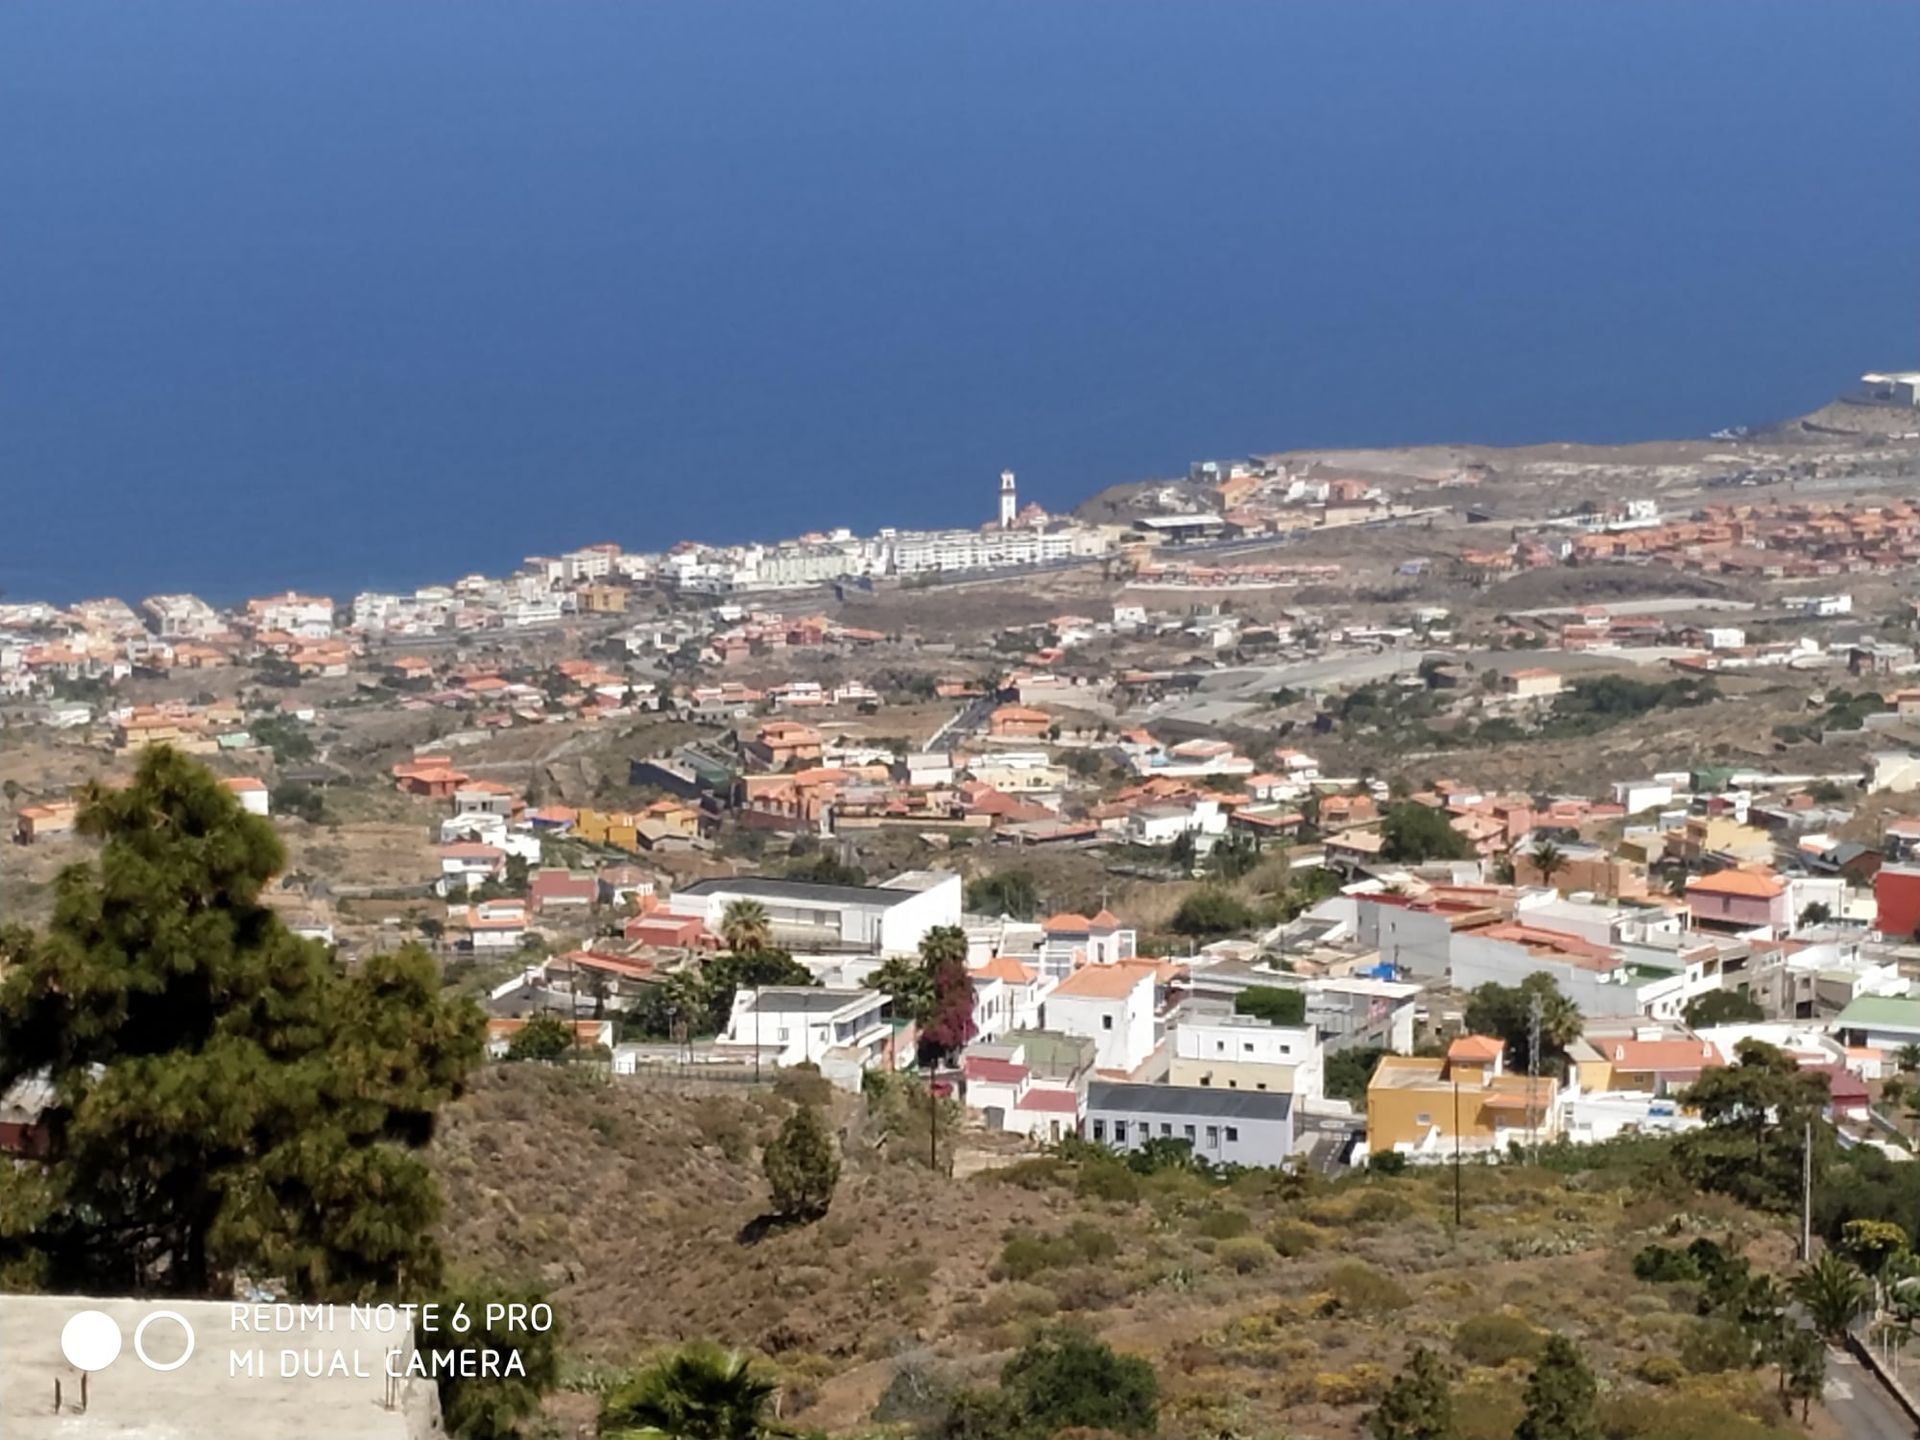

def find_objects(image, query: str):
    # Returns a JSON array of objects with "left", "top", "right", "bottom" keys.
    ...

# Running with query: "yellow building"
[
  {"left": 1678, "top": 815, "right": 1773, "bottom": 866},
  {"left": 1366, "top": 1035, "right": 1559, "bottom": 1157},
  {"left": 578, "top": 584, "right": 628, "bottom": 615}
]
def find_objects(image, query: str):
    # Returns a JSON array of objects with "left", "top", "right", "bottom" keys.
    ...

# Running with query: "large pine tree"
[
  {"left": 0, "top": 746, "right": 484, "bottom": 1299},
  {"left": 1368, "top": 1346, "right": 1458, "bottom": 1440},
  {"left": 1513, "top": 1335, "right": 1601, "bottom": 1440}
]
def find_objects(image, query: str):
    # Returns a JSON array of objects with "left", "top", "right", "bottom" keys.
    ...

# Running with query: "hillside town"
[
  {"left": 9, "top": 406, "right": 1920, "bottom": 1167},
  {"left": 13, "top": 396, "right": 1920, "bottom": 1438}
]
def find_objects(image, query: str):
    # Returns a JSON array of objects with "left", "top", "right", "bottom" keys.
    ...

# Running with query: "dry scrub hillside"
[{"left": 434, "top": 1067, "right": 1820, "bottom": 1440}]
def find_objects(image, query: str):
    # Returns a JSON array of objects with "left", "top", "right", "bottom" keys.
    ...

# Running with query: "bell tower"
[{"left": 999, "top": 469, "right": 1018, "bottom": 529}]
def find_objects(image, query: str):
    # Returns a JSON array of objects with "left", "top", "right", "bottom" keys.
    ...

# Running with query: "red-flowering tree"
[{"left": 914, "top": 925, "right": 976, "bottom": 1070}]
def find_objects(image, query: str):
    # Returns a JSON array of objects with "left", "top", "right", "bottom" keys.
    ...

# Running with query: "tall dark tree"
[
  {"left": 1381, "top": 803, "right": 1471, "bottom": 863},
  {"left": 964, "top": 870, "right": 1041, "bottom": 921},
  {"left": 1682, "top": 989, "right": 1766, "bottom": 1028},
  {"left": 867, "top": 954, "right": 936, "bottom": 1026},
  {"left": 1462, "top": 973, "right": 1582, "bottom": 1074},
  {"left": 1676, "top": 1039, "right": 1832, "bottom": 1211},
  {"left": 763, "top": 1104, "right": 840, "bottom": 1220},
  {"left": 1368, "top": 1346, "right": 1458, "bottom": 1440},
  {"left": 0, "top": 746, "right": 484, "bottom": 1299},
  {"left": 914, "top": 926, "right": 976, "bottom": 1070},
  {"left": 1512, "top": 1335, "right": 1599, "bottom": 1440}
]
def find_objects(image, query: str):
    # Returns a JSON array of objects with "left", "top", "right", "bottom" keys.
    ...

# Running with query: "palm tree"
[
  {"left": 601, "top": 1343, "right": 779, "bottom": 1440},
  {"left": 1793, "top": 1253, "right": 1870, "bottom": 1343},
  {"left": 721, "top": 900, "right": 771, "bottom": 957},
  {"left": 1783, "top": 1330, "right": 1826, "bottom": 1423},
  {"left": 1529, "top": 840, "right": 1568, "bottom": 890},
  {"left": 1897, "top": 1043, "right": 1920, "bottom": 1074}
]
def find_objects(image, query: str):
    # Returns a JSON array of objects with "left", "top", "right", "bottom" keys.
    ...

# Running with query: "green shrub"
[
  {"left": 1351, "top": 1188, "right": 1412, "bottom": 1224},
  {"left": 1266, "top": 1219, "right": 1322, "bottom": 1258},
  {"left": 1051, "top": 1266, "right": 1130, "bottom": 1311},
  {"left": 976, "top": 1283, "right": 1061, "bottom": 1325},
  {"left": 1325, "top": 1262, "right": 1410, "bottom": 1316},
  {"left": 1214, "top": 1236, "right": 1275, "bottom": 1274},
  {"left": 1076, "top": 1160, "right": 1143, "bottom": 1204},
  {"left": 1452, "top": 1312, "right": 1545, "bottom": 1367},
  {"left": 1679, "top": 1318, "right": 1754, "bottom": 1375},
  {"left": 999, "top": 1222, "right": 1119, "bottom": 1281},
  {"left": 772, "top": 1064, "right": 833, "bottom": 1108},
  {"left": 1634, "top": 1354, "right": 1686, "bottom": 1386},
  {"left": 987, "top": 1157, "right": 1070, "bottom": 1191},
  {"left": 995, "top": 1328, "right": 1158, "bottom": 1436},
  {"left": 1193, "top": 1207, "right": 1252, "bottom": 1240},
  {"left": 1632, "top": 1243, "right": 1700, "bottom": 1284}
]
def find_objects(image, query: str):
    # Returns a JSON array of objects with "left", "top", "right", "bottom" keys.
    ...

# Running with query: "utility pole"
[
  {"left": 928, "top": 1070, "right": 939, "bottom": 1173},
  {"left": 754, "top": 988, "right": 761, "bottom": 1083},
  {"left": 1526, "top": 992, "right": 1543, "bottom": 1155},
  {"left": 1800, "top": 1116, "right": 1814, "bottom": 1261},
  {"left": 1452, "top": 1078, "right": 1462, "bottom": 1235}
]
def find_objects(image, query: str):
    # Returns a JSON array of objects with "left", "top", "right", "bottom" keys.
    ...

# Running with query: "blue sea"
[{"left": 3, "top": 2, "right": 1916, "bottom": 605}]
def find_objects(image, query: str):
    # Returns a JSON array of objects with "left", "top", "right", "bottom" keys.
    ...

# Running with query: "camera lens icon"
[
  {"left": 60, "top": 1308, "right": 196, "bottom": 1373},
  {"left": 59, "top": 1311, "right": 121, "bottom": 1371}
]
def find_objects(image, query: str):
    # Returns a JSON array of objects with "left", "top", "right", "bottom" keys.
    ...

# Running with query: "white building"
[
  {"left": 1127, "top": 798, "right": 1227, "bottom": 846},
  {"left": 141, "top": 593, "right": 225, "bottom": 639},
  {"left": 886, "top": 524, "right": 1106, "bottom": 575},
  {"left": 1039, "top": 910, "right": 1136, "bottom": 979},
  {"left": 438, "top": 842, "right": 506, "bottom": 896},
  {"left": 717, "top": 986, "right": 891, "bottom": 1073},
  {"left": 1041, "top": 961, "right": 1159, "bottom": 1074},
  {"left": 1169, "top": 1015, "right": 1325, "bottom": 1103},
  {"left": 220, "top": 776, "right": 270, "bottom": 816},
  {"left": 971, "top": 954, "right": 1054, "bottom": 1031},
  {"left": 248, "top": 591, "right": 335, "bottom": 639},
  {"left": 665, "top": 871, "right": 962, "bottom": 956}
]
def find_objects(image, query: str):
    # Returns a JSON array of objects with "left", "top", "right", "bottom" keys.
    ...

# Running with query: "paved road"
[{"left": 1825, "top": 1349, "right": 1918, "bottom": 1440}]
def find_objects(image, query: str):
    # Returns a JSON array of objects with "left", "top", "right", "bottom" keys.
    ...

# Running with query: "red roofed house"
[
  {"left": 1569, "top": 1027, "right": 1724, "bottom": 1096},
  {"left": 15, "top": 800, "right": 80, "bottom": 844},
  {"left": 623, "top": 912, "right": 719, "bottom": 951},
  {"left": 960, "top": 1034, "right": 1093, "bottom": 1142},
  {"left": 747, "top": 720, "right": 824, "bottom": 771},
  {"left": 394, "top": 756, "right": 469, "bottom": 799},
  {"left": 1686, "top": 868, "right": 1791, "bottom": 935},
  {"left": 971, "top": 953, "right": 1052, "bottom": 1029},
  {"left": 988, "top": 705, "right": 1052, "bottom": 740},
  {"left": 1042, "top": 961, "right": 1160, "bottom": 1074},
  {"left": 529, "top": 868, "right": 599, "bottom": 915},
  {"left": 438, "top": 842, "right": 505, "bottom": 896}
]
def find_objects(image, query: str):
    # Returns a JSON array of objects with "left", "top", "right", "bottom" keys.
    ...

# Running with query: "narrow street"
[{"left": 1820, "top": 1350, "right": 1919, "bottom": 1440}]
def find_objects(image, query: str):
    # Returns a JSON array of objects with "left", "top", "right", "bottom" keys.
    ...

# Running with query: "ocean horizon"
[{"left": 4, "top": 1, "right": 1916, "bottom": 606}]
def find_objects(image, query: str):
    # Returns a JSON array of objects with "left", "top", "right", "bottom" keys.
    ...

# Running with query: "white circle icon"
[
  {"left": 60, "top": 1310, "right": 123, "bottom": 1371},
  {"left": 134, "top": 1310, "right": 196, "bottom": 1372}
]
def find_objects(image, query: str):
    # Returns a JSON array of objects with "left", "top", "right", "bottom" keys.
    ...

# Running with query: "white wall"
[
  {"left": 1172, "top": 1019, "right": 1324, "bottom": 1103},
  {"left": 1046, "top": 982, "right": 1155, "bottom": 1073}
]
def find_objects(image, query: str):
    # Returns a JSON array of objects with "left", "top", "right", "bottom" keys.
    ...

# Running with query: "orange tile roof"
[
  {"left": 1687, "top": 868, "right": 1786, "bottom": 899},
  {"left": 1447, "top": 1035, "right": 1504, "bottom": 1063},
  {"left": 973, "top": 954, "right": 1038, "bottom": 985},
  {"left": 1051, "top": 962, "right": 1155, "bottom": 1000},
  {"left": 1599, "top": 1038, "right": 1723, "bottom": 1073}
]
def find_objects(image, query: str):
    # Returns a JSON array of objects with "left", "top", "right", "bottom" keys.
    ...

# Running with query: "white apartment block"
[
  {"left": 141, "top": 593, "right": 225, "bottom": 639},
  {"left": 887, "top": 526, "right": 1106, "bottom": 575}
]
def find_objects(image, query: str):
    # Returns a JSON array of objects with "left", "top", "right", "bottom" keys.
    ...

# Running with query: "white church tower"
[{"left": 999, "top": 469, "right": 1018, "bottom": 529}]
